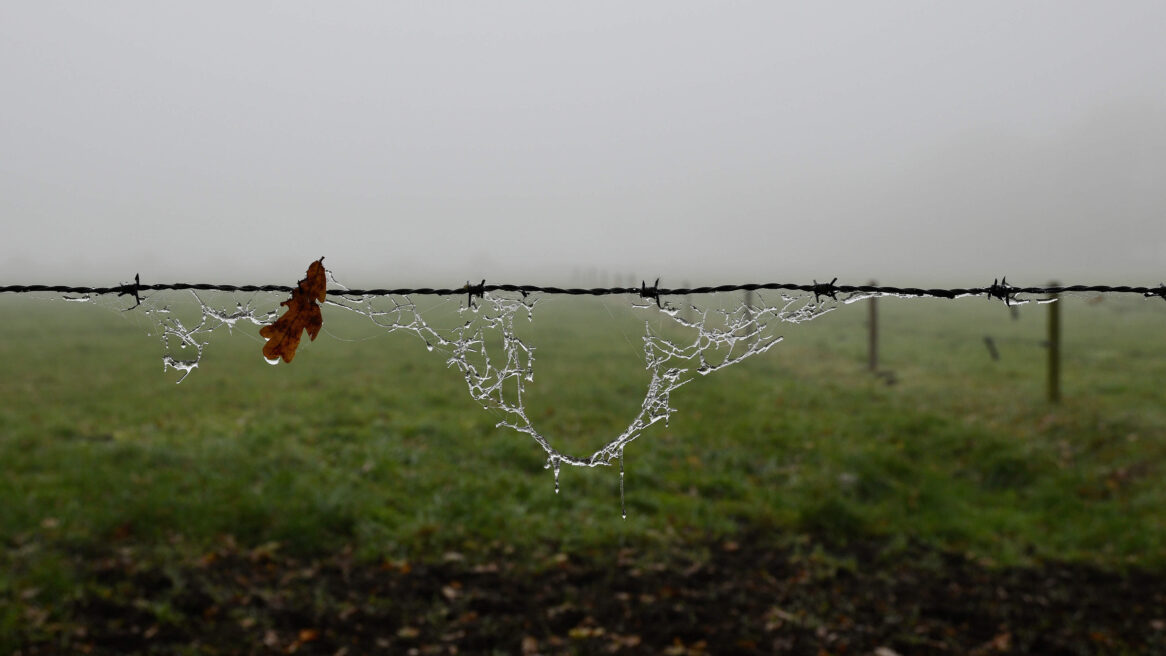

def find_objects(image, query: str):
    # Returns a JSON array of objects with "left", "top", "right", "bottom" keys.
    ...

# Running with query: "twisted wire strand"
[{"left": 1, "top": 279, "right": 1164, "bottom": 302}]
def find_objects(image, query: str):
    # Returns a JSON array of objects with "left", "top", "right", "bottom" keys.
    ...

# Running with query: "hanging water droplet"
[
  {"left": 544, "top": 456, "right": 561, "bottom": 494},
  {"left": 264, "top": 356, "right": 281, "bottom": 366},
  {"left": 425, "top": 341, "right": 434, "bottom": 352},
  {"left": 619, "top": 448, "right": 627, "bottom": 520}
]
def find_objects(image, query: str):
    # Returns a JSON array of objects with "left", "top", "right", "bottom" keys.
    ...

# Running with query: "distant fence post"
[
  {"left": 868, "top": 280, "right": 878, "bottom": 372},
  {"left": 1048, "top": 281, "right": 1061, "bottom": 404}
]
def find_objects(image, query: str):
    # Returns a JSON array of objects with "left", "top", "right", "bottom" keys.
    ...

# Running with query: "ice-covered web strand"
[{"left": 151, "top": 293, "right": 278, "bottom": 383}]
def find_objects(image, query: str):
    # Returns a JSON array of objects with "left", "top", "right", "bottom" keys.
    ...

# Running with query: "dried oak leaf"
[{"left": 260, "top": 257, "right": 326, "bottom": 364}]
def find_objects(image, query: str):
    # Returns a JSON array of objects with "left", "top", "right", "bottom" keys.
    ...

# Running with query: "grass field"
[{"left": 2, "top": 291, "right": 1165, "bottom": 653}]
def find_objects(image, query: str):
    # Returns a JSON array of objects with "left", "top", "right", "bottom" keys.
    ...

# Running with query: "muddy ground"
[{"left": 11, "top": 535, "right": 1166, "bottom": 655}]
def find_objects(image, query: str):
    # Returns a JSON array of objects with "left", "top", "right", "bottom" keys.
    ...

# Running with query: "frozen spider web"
[
  {"left": 325, "top": 290, "right": 836, "bottom": 491},
  {"left": 60, "top": 273, "right": 862, "bottom": 511}
]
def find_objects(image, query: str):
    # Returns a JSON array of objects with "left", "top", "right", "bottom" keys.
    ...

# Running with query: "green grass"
[{"left": 2, "top": 291, "right": 1165, "bottom": 616}]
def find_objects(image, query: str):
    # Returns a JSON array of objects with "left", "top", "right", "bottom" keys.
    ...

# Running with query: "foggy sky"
[{"left": 2, "top": 2, "right": 1163, "bottom": 287}]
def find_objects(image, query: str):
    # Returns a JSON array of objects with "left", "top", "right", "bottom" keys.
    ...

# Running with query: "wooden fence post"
[
  {"left": 868, "top": 280, "right": 878, "bottom": 373},
  {"left": 1048, "top": 281, "right": 1061, "bottom": 404}
]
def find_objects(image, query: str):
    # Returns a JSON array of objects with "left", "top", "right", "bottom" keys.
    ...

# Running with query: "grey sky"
[{"left": 2, "top": 2, "right": 1163, "bottom": 286}]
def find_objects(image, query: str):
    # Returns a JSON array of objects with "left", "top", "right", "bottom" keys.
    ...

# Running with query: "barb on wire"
[
  {"left": 2, "top": 276, "right": 1166, "bottom": 304},
  {"left": 811, "top": 277, "right": 839, "bottom": 303},
  {"left": 987, "top": 277, "right": 1017, "bottom": 306},
  {"left": 640, "top": 278, "right": 662, "bottom": 308},
  {"left": 117, "top": 273, "right": 142, "bottom": 309},
  {"left": 465, "top": 279, "right": 486, "bottom": 308}
]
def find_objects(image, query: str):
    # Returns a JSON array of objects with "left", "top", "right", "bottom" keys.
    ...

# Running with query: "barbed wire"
[{"left": 1, "top": 275, "right": 1164, "bottom": 307}]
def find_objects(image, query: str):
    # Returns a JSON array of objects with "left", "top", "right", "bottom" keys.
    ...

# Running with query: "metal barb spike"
[{"left": 812, "top": 277, "right": 838, "bottom": 303}]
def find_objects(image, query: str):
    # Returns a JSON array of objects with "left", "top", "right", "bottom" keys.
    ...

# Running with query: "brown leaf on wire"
[{"left": 260, "top": 258, "right": 327, "bottom": 364}]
